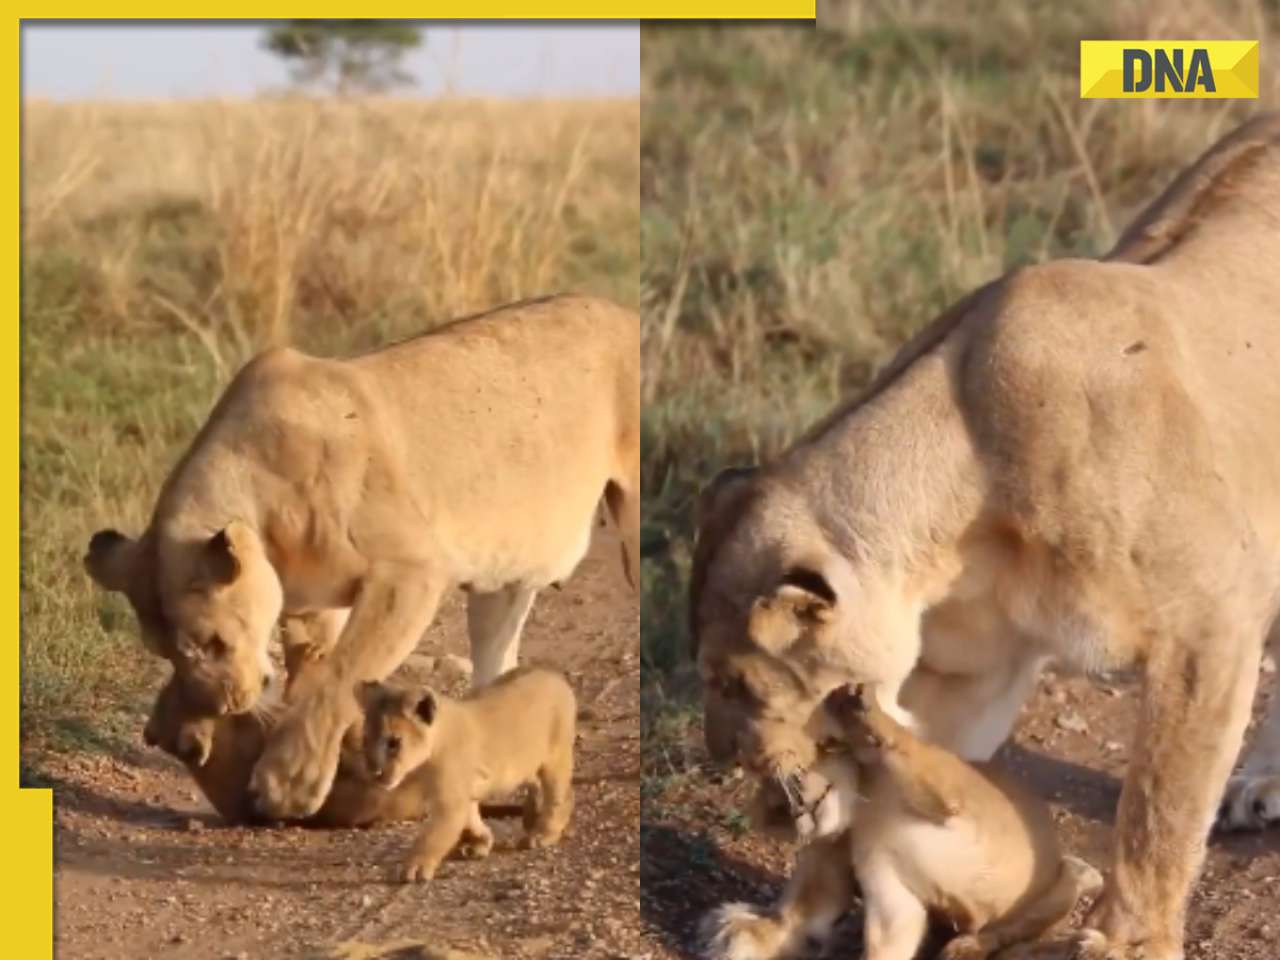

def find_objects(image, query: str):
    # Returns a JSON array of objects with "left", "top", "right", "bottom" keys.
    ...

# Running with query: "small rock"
[
  {"left": 1104, "top": 741, "right": 1124, "bottom": 753},
  {"left": 1262, "top": 654, "right": 1276, "bottom": 675},
  {"left": 1055, "top": 711, "right": 1089, "bottom": 734},
  {"left": 183, "top": 818, "right": 203, "bottom": 833}
]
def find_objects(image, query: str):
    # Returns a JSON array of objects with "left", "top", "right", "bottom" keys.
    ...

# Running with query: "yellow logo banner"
[{"left": 1080, "top": 40, "right": 1259, "bottom": 99}]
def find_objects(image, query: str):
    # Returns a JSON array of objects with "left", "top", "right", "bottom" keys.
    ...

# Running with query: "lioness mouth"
[{"left": 772, "top": 770, "right": 834, "bottom": 836}]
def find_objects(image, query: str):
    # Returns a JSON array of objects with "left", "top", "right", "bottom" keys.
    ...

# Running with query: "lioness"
[
  {"left": 707, "top": 684, "right": 1102, "bottom": 960},
  {"left": 143, "top": 670, "right": 431, "bottom": 828},
  {"left": 691, "top": 113, "right": 1280, "bottom": 960},
  {"left": 84, "top": 294, "right": 638, "bottom": 820},
  {"left": 359, "top": 666, "right": 576, "bottom": 882}
]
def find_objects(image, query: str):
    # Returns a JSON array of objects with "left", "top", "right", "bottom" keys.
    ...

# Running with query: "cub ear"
[
  {"left": 202, "top": 519, "right": 257, "bottom": 586},
  {"left": 84, "top": 529, "right": 137, "bottom": 592},
  {"left": 414, "top": 690, "right": 438, "bottom": 725},
  {"left": 355, "top": 680, "right": 383, "bottom": 712},
  {"left": 747, "top": 567, "right": 838, "bottom": 654},
  {"left": 694, "top": 466, "right": 758, "bottom": 531}
]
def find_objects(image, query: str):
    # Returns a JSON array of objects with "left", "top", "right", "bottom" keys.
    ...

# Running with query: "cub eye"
[
  {"left": 386, "top": 736, "right": 401, "bottom": 756},
  {"left": 207, "top": 633, "right": 228, "bottom": 658}
]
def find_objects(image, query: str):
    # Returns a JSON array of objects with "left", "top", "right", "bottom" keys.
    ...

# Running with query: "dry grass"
[
  {"left": 21, "top": 95, "right": 639, "bottom": 752},
  {"left": 639, "top": 2, "right": 1279, "bottom": 690}
]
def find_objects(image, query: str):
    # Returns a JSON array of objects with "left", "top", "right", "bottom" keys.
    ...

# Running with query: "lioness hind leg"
[
  {"left": 939, "top": 856, "right": 1103, "bottom": 960},
  {"left": 604, "top": 477, "right": 640, "bottom": 591},
  {"left": 467, "top": 585, "right": 537, "bottom": 688}
]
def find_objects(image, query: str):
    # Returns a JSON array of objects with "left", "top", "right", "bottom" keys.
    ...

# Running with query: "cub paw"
[
  {"left": 699, "top": 902, "right": 792, "bottom": 960},
  {"left": 457, "top": 834, "right": 494, "bottom": 860},
  {"left": 822, "top": 682, "right": 869, "bottom": 719},
  {"left": 518, "top": 831, "right": 563, "bottom": 851},
  {"left": 398, "top": 856, "right": 438, "bottom": 884},
  {"left": 938, "top": 934, "right": 990, "bottom": 960},
  {"left": 1216, "top": 773, "right": 1280, "bottom": 832}
]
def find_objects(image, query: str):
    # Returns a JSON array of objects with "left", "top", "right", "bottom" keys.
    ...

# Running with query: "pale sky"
[{"left": 21, "top": 22, "right": 640, "bottom": 99}]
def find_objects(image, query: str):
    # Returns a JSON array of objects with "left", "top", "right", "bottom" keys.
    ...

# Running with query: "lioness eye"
[{"left": 386, "top": 736, "right": 401, "bottom": 755}]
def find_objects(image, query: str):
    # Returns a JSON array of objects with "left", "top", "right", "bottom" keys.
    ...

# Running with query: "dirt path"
[
  {"left": 46, "top": 536, "right": 642, "bottom": 960},
  {"left": 640, "top": 664, "right": 1280, "bottom": 959}
]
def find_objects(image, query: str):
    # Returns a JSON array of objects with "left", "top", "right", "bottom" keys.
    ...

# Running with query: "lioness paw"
[
  {"left": 1216, "top": 773, "right": 1280, "bottom": 832},
  {"left": 699, "top": 903, "right": 793, "bottom": 960},
  {"left": 250, "top": 707, "right": 347, "bottom": 819},
  {"left": 996, "top": 931, "right": 1112, "bottom": 960}
]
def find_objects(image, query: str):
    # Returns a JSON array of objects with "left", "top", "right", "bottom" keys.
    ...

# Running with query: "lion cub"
[
  {"left": 359, "top": 665, "right": 576, "bottom": 883},
  {"left": 820, "top": 684, "right": 1102, "bottom": 960},
  {"left": 143, "top": 672, "right": 431, "bottom": 828}
]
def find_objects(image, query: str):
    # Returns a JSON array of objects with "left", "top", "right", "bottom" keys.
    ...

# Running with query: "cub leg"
[
  {"left": 280, "top": 608, "right": 351, "bottom": 697},
  {"left": 939, "top": 856, "right": 1103, "bottom": 960},
  {"left": 401, "top": 794, "right": 471, "bottom": 883},
  {"left": 251, "top": 564, "right": 447, "bottom": 820},
  {"left": 700, "top": 834, "right": 855, "bottom": 960},
  {"left": 524, "top": 747, "right": 574, "bottom": 849},
  {"left": 858, "top": 857, "right": 930, "bottom": 960},
  {"left": 467, "top": 585, "right": 537, "bottom": 688},
  {"left": 827, "top": 684, "right": 961, "bottom": 823},
  {"left": 1218, "top": 616, "right": 1280, "bottom": 832},
  {"left": 457, "top": 802, "right": 494, "bottom": 860}
]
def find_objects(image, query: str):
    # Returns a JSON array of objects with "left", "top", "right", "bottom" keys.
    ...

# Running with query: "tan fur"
[
  {"left": 359, "top": 666, "right": 576, "bottom": 882},
  {"left": 142, "top": 672, "right": 431, "bottom": 828},
  {"left": 84, "top": 294, "right": 638, "bottom": 819},
  {"left": 705, "top": 686, "right": 1102, "bottom": 960},
  {"left": 691, "top": 114, "right": 1280, "bottom": 959}
]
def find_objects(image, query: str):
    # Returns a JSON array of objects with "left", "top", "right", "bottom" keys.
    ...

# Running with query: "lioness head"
[
  {"left": 85, "top": 519, "right": 283, "bottom": 715},
  {"left": 689, "top": 466, "right": 919, "bottom": 804},
  {"left": 358, "top": 681, "right": 439, "bottom": 790}
]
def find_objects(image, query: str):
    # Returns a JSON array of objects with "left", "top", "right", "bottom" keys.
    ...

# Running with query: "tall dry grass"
[
  {"left": 21, "top": 95, "right": 638, "bottom": 755},
  {"left": 640, "top": 2, "right": 1279, "bottom": 695}
]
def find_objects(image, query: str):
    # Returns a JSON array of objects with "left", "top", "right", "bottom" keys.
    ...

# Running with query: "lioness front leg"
[
  {"left": 701, "top": 833, "right": 854, "bottom": 960},
  {"left": 1082, "top": 627, "right": 1259, "bottom": 959},
  {"left": 467, "top": 585, "right": 537, "bottom": 688},
  {"left": 251, "top": 564, "right": 447, "bottom": 819}
]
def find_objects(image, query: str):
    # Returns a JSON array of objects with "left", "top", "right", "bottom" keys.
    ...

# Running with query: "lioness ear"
[
  {"left": 84, "top": 528, "right": 137, "bottom": 592},
  {"left": 203, "top": 519, "right": 256, "bottom": 585},
  {"left": 694, "top": 466, "right": 759, "bottom": 531},
  {"left": 748, "top": 567, "right": 837, "bottom": 653},
  {"left": 414, "top": 691, "right": 437, "bottom": 725}
]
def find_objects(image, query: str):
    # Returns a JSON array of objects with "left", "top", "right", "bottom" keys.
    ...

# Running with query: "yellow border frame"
[{"left": 11, "top": 19, "right": 53, "bottom": 957}]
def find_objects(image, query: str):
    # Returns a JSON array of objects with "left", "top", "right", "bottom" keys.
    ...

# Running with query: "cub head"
[
  {"left": 143, "top": 671, "right": 218, "bottom": 768},
  {"left": 358, "top": 681, "right": 440, "bottom": 790},
  {"left": 85, "top": 519, "right": 283, "bottom": 715},
  {"left": 690, "top": 466, "right": 917, "bottom": 795}
]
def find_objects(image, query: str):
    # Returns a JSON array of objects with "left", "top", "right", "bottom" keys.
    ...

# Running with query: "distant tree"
[{"left": 262, "top": 21, "right": 423, "bottom": 95}]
